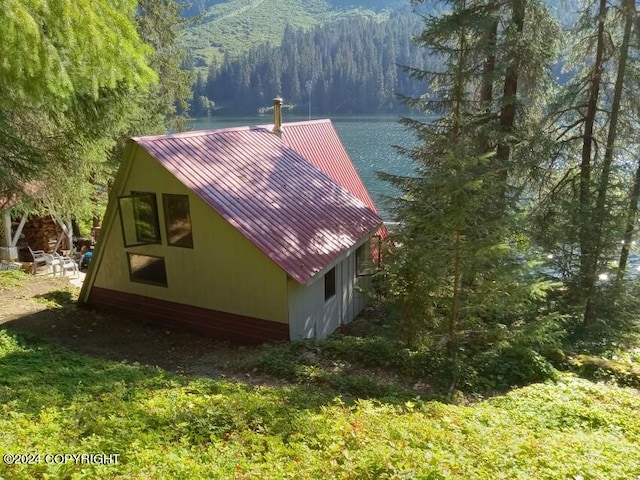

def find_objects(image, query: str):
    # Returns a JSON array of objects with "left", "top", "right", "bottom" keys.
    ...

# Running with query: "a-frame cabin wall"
[{"left": 81, "top": 144, "right": 290, "bottom": 341}]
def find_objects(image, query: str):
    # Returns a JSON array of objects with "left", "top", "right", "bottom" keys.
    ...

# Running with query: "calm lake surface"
[{"left": 190, "top": 115, "right": 418, "bottom": 220}]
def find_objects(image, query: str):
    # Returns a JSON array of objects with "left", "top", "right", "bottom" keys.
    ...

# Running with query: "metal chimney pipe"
[{"left": 272, "top": 96, "right": 283, "bottom": 138}]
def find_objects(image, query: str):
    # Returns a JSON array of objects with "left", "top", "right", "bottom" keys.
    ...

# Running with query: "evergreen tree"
[
  {"left": 136, "top": 0, "right": 196, "bottom": 133},
  {"left": 0, "top": 0, "right": 156, "bottom": 198},
  {"left": 383, "top": 0, "right": 561, "bottom": 364},
  {"left": 199, "top": 12, "right": 431, "bottom": 115},
  {"left": 1, "top": 0, "right": 194, "bottom": 223}
]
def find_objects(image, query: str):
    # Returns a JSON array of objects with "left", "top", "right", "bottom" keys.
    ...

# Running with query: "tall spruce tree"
[{"left": 383, "top": 0, "right": 561, "bottom": 356}]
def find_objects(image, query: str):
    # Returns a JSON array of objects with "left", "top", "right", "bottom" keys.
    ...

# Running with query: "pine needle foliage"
[
  {"left": 382, "top": 0, "right": 563, "bottom": 377},
  {"left": 0, "top": 0, "right": 156, "bottom": 106},
  {"left": 0, "top": 0, "right": 194, "bottom": 222}
]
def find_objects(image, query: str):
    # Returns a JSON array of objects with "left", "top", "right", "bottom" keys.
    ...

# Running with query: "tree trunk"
[
  {"left": 579, "top": 0, "right": 607, "bottom": 324},
  {"left": 479, "top": 5, "right": 498, "bottom": 116},
  {"left": 448, "top": 229, "right": 462, "bottom": 354},
  {"left": 583, "top": 0, "right": 632, "bottom": 323},
  {"left": 618, "top": 160, "right": 640, "bottom": 282},
  {"left": 495, "top": 0, "right": 525, "bottom": 212},
  {"left": 478, "top": 2, "right": 498, "bottom": 155}
]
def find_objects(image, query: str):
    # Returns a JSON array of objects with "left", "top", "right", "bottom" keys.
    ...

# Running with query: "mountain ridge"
[{"left": 180, "top": 0, "right": 406, "bottom": 67}]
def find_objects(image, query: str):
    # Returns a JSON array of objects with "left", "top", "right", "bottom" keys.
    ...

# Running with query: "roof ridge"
[
  {"left": 133, "top": 125, "right": 269, "bottom": 142},
  {"left": 259, "top": 119, "right": 331, "bottom": 129},
  {"left": 133, "top": 120, "right": 333, "bottom": 144}
]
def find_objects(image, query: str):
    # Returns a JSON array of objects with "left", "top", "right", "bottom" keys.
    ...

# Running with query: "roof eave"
[{"left": 297, "top": 220, "right": 383, "bottom": 286}]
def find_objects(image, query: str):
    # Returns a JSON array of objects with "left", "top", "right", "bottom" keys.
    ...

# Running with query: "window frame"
[
  {"left": 118, "top": 192, "right": 161, "bottom": 248},
  {"left": 324, "top": 267, "right": 336, "bottom": 301},
  {"left": 127, "top": 252, "right": 168, "bottom": 287},
  {"left": 162, "top": 193, "right": 194, "bottom": 248}
]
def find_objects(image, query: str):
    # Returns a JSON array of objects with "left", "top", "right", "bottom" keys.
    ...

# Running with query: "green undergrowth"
[
  {"left": 1, "top": 330, "right": 639, "bottom": 479},
  {"left": 33, "top": 287, "right": 78, "bottom": 309},
  {"left": 562, "top": 350, "right": 640, "bottom": 389},
  {"left": 0, "top": 270, "right": 28, "bottom": 290},
  {"left": 244, "top": 322, "right": 563, "bottom": 397}
]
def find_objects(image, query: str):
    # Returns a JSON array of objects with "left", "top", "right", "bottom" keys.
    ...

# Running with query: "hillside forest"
[{"left": 190, "top": 12, "right": 433, "bottom": 115}]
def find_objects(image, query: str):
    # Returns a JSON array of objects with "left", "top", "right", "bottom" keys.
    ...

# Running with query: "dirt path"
[
  {"left": 0, "top": 275, "right": 278, "bottom": 383},
  {"left": 0, "top": 276, "right": 70, "bottom": 322}
]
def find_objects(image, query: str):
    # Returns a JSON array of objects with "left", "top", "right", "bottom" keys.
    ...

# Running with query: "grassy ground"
[{"left": 1, "top": 273, "right": 640, "bottom": 479}]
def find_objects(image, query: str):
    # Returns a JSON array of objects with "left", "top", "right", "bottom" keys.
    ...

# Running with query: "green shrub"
[
  {"left": 477, "top": 345, "right": 558, "bottom": 389},
  {"left": 255, "top": 349, "right": 301, "bottom": 380},
  {"left": 322, "top": 335, "right": 402, "bottom": 368}
]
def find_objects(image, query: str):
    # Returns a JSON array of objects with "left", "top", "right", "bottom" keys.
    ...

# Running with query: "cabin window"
[
  {"left": 118, "top": 192, "right": 161, "bottom": 247},
  {"left": 324, "top": 267, "right": 336, "bottom": 301},
  {"left": 356, "top": 236, "right": 381, "bottom": 277},
  {"left": 356, "top": 240, "right": 373, "bottom": 276},
  {"left": 128, "top": 253, "right": 168, "bottom": 287},
  {"left": 163, "top": 194, "right": 193, "bottom": 248}
]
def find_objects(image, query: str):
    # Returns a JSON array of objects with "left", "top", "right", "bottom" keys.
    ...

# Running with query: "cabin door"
[{"left": 318, "top": 263, "right": 342, "bottom": 339}]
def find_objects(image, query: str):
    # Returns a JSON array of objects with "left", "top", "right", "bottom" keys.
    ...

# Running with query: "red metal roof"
[
  {"left": 276, "top": 120, "right": 377, "bottom": 210},
  {"left": 268, "top": 119, "right": 388, "bottom": 239},
  {"left": 133, "top": 126, "right": 382, "bottom": 284}
]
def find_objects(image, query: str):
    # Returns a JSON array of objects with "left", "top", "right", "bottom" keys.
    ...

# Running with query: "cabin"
[{"left": 79, "top": 107, "right": 383, "bottom": 342}]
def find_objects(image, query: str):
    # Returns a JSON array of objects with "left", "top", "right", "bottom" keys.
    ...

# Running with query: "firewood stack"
[{"left": 17, "top": 215, "right": 63, "bottom": 260}]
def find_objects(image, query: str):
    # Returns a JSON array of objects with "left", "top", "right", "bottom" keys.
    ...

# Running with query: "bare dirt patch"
[
  {"left": 0, "top": 274, "right": 281, "bottom": 385},
  {"left": 0, "top": 275, "right": 70, "bottom": 321},
  {"left": 0, "top": 275, "right": 424, "bottom": 398}
]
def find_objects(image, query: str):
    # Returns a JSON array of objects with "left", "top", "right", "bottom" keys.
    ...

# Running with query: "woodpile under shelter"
[{"left": 1, "top": 190, "right": 74, "bottom": 264}]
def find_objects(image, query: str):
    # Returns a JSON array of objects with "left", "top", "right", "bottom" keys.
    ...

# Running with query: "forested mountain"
[
  {"left": 181, "top": 0, "right": 406, "bottom": 68},
  {"left": 182, "top": 0, "right": 574, "bottom": 116},
  {"left": 191, "top": 11, "right": 431, "bottom": 115}
]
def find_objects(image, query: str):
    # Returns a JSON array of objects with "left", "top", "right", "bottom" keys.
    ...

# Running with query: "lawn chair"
[
  {"left": 51, "top": 252, "right": 78, "bottom": 277},
  {"left": 27, "top": 246, "right": 50, "bottom": 275}
]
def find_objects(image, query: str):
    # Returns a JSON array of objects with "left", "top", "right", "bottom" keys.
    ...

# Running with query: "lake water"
[{"left": 189, "top": 115, "right": 418, "bottom": 220}]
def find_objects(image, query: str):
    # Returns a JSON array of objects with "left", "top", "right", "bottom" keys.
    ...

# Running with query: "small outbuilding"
[{"left": 79, "top": 111, "right": 383, "bottom": 342}]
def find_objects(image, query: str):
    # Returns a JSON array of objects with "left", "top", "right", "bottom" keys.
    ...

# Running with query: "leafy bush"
[
  {"left": 255, "top": 348, "right": 301, "bottom": 380},
  {"left": 321, "top": 335, "right": 403, "bottom": 368},
  {"left": 477, "top": 345, "right": 558, "bottom": 389}
]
